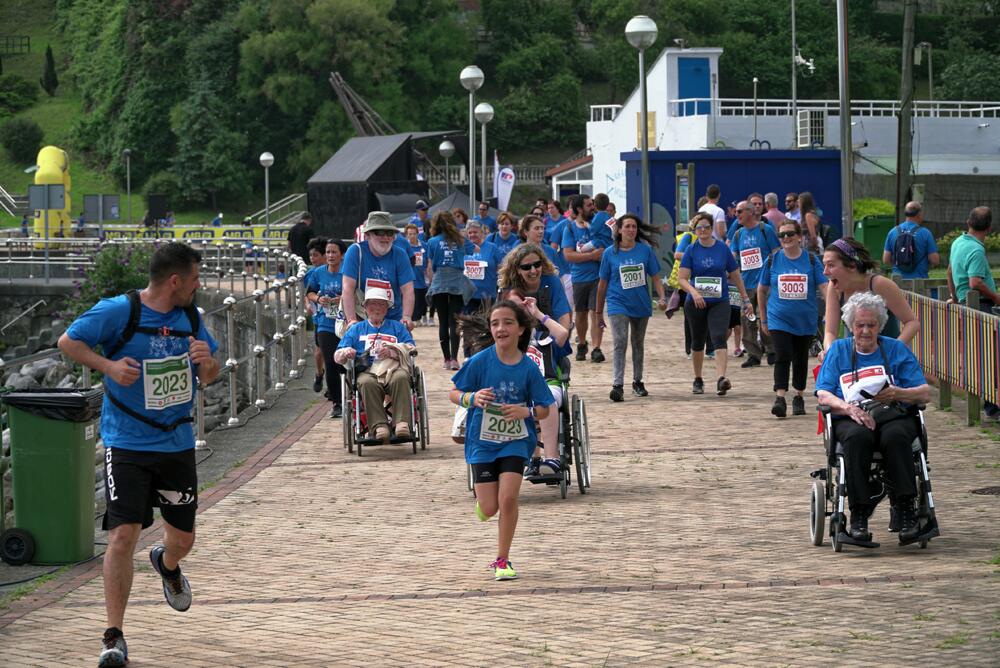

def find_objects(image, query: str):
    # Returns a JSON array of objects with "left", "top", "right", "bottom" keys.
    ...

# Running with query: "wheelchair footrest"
[
  {"left": 836, "top": 532, "right": 880, "bottom": 549},
  {"left": 357, "top": 435, "right": 417, "bottom": 446},
  {"left": 898, "top": 522, "right": 940, "bottom": 546},
  {"left": 525, "top": 472, "right": 563, "bottom": 485}
]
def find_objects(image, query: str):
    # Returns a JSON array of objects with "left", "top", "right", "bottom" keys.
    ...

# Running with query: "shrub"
[
  {"left": 0, "top": 74, "right": 39, "bottom": 116},
  {"left": 936, "top": 228, "right": 1000, "bottom": 257},
  {"left": 853, "top": 198, "right": 895, "bottom": 220},
  {"left": 0, "top": 117, "right": 44, "bottom": 163},
  {"left": 63, "top": 244, "right": 155, "bottom": 323},
  {"left": 142, "top": 171, "right": 184, "bottom": 209}
]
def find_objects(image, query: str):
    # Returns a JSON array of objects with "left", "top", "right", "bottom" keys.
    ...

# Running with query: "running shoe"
[
  {"left": 792, "top": 395, "right": 806, "bottom": 416},
  {"left": 685, "top": 352, "right": 692, "bottom": 360},
  {"left": 632, "top": 381, "right": 648, "bottom": 397},
  {"left": 490, "top": 557, "right": 518, "bottom": 581},
  {"left": 98, "top": 628, "right": 128, "bottom": 667},
  {"left": 716, "top": 377, "right": 732, "bottom": 396},
  {"left": 740, "top": 356, "right": 761, "bottom": 368},
  {"left": 330, "top": 402, "right": 342, "bottom": 419},
  {"left": 575, "top": 342, "right": 588, "bottom": 361},
  {"left": 449, "top": 359, "right": 460, "bottom": 370},
  {"left": 312, "top": 374, "right": 324, "bottom": 393},
  {"left": 733, "top": 347, "right": 745, "bottom": 358},
  {"left": 475, "top": 501, "right": 489, "bottom": 522},
  {"left": 591, "top": 347, "right": 605, "bottom": 363},
  {"left": 809, "top": 340, "right": 823, "bottom": 357},
  {"left": 373, "top": 424, "right": 391, "bottom": 442},
  {"left": 442, "top": 359, "right": 451, "bottom": 370},
  {"left": 771, "top": 396, "right": 787, "bottom": 418},
  {"left": 540, "top": 458, "right": 562, "bottom": 475},
  {"left": 609, "top": 385, "right": 624, "bottom": 402},
  {"left": 523, "top": 457, "right": 542, "bottom": 479},
  {"left": 692, "top": 377, "right": 704, "bottom": 394},
  {"left": 767, "top": 352, "right": 776, "bottom": 366},
  {"left": 706, "top": 350, "right": 716, "bottom": 360},
  {"left": 150, "top": 546, "right": 192, "bottom": 612},
  {"left": 394, "top": 422, "right": 411, "bottom": 438}
]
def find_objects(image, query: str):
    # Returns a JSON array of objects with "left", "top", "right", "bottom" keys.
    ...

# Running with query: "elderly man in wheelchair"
[
  {"left": 334, "top": 287, "right": 416, "bottom": 443},
  {"left": 815, "top": 292, "right": 935, "bottom": 548}
]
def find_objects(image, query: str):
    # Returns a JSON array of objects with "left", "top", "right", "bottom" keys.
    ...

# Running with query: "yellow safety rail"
[{"left": 100, "top": 225, "right": 289, "bottom": 243}]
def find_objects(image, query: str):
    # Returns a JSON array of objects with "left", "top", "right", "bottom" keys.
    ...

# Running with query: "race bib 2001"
[
  {"left": 694, "top": 276, "right": 723, "bottom": 299},
  {"left": 619, "top": 263, "right": 645, "bottom": 290},
  {"left": 479, "top": 403, "right": 527, "bottom": 443},
  {"left": 143, "top": 353, "right": 193, "bottom": 411},
  {"left": 739, "top": 247, "right": 763, "bottom": 271},
  {"left": 777, "top": 273, "right": 808, "bottom": 300}
]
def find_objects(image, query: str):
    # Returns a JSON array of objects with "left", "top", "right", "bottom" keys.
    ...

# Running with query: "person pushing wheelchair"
[{"left": 815, "top": 292, "right": 930, "bottom": 545}]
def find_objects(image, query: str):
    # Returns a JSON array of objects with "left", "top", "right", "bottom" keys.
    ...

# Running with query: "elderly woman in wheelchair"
[
  {"left": 815, "top": 292, "right": 937, "bottom": 549},
  {"left": 334, "top": 287, "right": 416, "bottom": 443}
]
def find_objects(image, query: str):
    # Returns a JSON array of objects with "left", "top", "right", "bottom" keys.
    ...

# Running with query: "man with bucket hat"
[
  {"left": 335, "top": 286, "right": 416, "bottom": 442},
  {"left": 341, "top": 211, "right": 416, "bottom": 330}
]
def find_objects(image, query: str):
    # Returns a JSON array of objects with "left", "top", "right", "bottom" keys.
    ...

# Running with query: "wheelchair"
[
  {"left": 341, "top": 350, "right": 429, "bottom": 456},
  {"left": 810, "top": 404, "right": 940, "bottom": 552}
]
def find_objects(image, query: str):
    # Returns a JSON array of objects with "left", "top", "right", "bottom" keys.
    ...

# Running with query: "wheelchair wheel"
[
  {"left": 467, "top": 463, "right": 475, "bottom": 493},
  {"left": 809, "top": 480, "right": 825, "bottom": 546},
  {"left": 559, "top": 469, "right": 568, "bottom": 499},
  {"left": 342, "top": 376, "right": 353, "bottom": 453},
  {"left": 571, "top": 395, "right": 591, "bottom": 491},
  {"left": 418, "top": 383, "right": 429, "bottom": 451},
  {"left": 830, "top": 514, "right": 844, "bottom": 553}
]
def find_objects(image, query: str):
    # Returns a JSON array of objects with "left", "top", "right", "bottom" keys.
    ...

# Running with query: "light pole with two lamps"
[
  {"left": 625, "top": 15, "right": 658, "bottom": 227},
  {"left": 475, "top": 102, "right": 494, "bottom": 203},
  {"left": 460, "top": 66, "right": 484, "bottom": 210}
]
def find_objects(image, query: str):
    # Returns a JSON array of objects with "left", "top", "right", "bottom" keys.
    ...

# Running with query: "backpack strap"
[
  {"left": 106, "top": 392, "right": 194, "bottom": 432},
  {"left": 104, "top": 290, "right": 143, "bottom": 359}
]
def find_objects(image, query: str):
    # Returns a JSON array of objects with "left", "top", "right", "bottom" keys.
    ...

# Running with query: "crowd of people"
[{"left": 56, "top": 180, "right": 997, "bottom": 664}]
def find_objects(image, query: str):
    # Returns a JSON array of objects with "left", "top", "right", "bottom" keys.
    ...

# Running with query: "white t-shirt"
[{"left": 698, "top": 202, "right": 727, "bottom": 240}]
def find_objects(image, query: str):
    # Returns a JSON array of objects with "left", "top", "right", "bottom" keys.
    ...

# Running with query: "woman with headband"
[{"left": 820, "top": 238, "right": 918, "bottom": 361}]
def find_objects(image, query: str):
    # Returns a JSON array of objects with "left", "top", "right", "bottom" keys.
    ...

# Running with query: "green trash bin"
[
  {"left": 1, "top": 388, "right": 103, "bottom": 564},
  {"left": 854, "top": 215, "right": 897, "bottom": 266}
]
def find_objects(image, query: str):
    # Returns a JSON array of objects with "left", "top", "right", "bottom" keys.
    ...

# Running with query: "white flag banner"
[
  {"left": 493, "top": 150, "right": 500, "bottom": 198},
  {"left": 496, "top": 167, "right": 515, "bottom": 211}
]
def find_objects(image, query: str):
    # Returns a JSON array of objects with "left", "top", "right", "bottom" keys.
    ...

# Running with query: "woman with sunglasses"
[
  {"left": 596, "top": 214, "right": 667, "bottom": 402},
  {"left": 427, "top": 210, "right": 476, "bottom": 370},
  {"left": 678, "top": 215, "right": 753, "bottom": 396},
  {"left": 757, "top": 220, "right": 829, "bottom": 418},
  {"left": 674, "top": 213, "right": 716, "bottom": 360},
  {"left": 820, "top": 238, "right": 918, "bottom": 360}
]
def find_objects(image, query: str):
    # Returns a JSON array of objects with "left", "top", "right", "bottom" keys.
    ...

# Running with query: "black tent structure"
[{"left": 306, "top": 131, "right": 461, "bottom": 239}]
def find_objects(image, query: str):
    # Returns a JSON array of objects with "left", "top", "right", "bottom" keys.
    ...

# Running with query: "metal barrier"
[{"left": 905, "top": 289, "right": 999, "bottom": 425}]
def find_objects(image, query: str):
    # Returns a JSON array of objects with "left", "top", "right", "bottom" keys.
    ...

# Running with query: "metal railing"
[
  {"left": 425, "top": 164, "right": 550, "bottom": 187},
  {"left": 0, "top": 36, "right": 30, "bottom": 56},
  {"left": 665, "top": 98, "right": 1000, "bottom": 118},
  {"left": 246, "top": 193, "right": 308, "bottom": 227}
]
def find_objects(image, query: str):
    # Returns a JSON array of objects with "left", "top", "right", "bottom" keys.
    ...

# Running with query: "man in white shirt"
[{"left": 698, "top": 184, "right": 728, "bottom": 241}]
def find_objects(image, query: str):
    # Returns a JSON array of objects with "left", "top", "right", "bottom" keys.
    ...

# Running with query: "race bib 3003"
[
  {"left": 143, "top": 353, "right": 193, "bottom": 410},
  {"left": 619, "top": 263, "right": 645, "bottom": 290},
  {"left": 740, "top": 247, "right": 763, "bottom": 271},
  {"left": 777, "top": 273, "right": 809, "bottom": 300},
  {"left": 694, "top": 276, "right": 723, "bottom": 299},
  {"left": 479, "top": 403, "right": 527, "bottom": 443}
]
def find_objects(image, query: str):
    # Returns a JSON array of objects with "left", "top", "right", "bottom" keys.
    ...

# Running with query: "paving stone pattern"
[{"left": 1, "top": 314, "right": 998, "bottom": 666}]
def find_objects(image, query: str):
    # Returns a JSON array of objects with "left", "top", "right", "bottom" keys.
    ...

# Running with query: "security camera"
[{"left": 673, "top": 38, "right": 687, "bottom": 49}]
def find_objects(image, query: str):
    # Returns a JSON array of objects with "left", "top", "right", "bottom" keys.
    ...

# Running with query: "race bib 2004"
[
  {"left": 479, "top": 403, "right": 527, "bottom": 443},
  {"left": 143, "top": 353, "right": 193, "bottom": 410}
]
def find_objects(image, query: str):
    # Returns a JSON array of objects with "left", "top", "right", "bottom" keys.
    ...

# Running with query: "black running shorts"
[
  {"left": 471, "top": 456, "right": 526, "bottom": 484},
  {"left": 103, "top": 447, "right": 198, "bottom": 533},
  {"left": 572, "top": 280, "right": 598, "bottom": 312}
]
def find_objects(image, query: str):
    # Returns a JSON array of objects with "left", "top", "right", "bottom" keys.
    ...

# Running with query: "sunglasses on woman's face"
[
  {"left": 518, "top": 260, "right": 543, "bottom": 271},
  {"left": 778, "top": 231, "right": 799, "bottom": 238}
]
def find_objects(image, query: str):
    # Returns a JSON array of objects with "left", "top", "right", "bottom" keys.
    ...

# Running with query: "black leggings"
[
  {"left": 316, "top": 331, "right": 346, "bottom": 403},
  {"left": 833, "top": 417, "right": 918, "bottom": 510},
  {"left": 432, "top": 292, "right": 464, "bottom": 359},
  {"left": 413, "top": 287, "right": 428, "bottom": 321},
  {"left": 683, "top": 299, "right": 729, "bottom": 352},
  {"left": 770, "top": 329, "right": 811, "bottom": 392},
  {"left": 682, "top": 288, "right": 714, "bottom": 354}
]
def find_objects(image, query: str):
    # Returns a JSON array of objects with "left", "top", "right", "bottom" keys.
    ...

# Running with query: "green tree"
[
  {"left": 40, "top": 45, "right": 59, "bottom": 96},
  {"left": 0, "top": 117, "right": 44, "bottom": 163},
  {"left": 937, "top": 51, "right": 1000, "bottom": 100}
]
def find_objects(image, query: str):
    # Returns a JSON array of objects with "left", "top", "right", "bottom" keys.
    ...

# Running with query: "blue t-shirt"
[
  {"left": 599, "top": 243, "right": 661, "bottom": 317},
  {"left": 544, "top": 219, "right": 571, "bottom": 275},
  {"left": 561, "top": 221, "right": 601, "bottom": 283},
  {"left": 466, "top": 240, "right": 505, "bottom": 299},
  {"left": 336, "top": 319, "right": 415, "bottom": 363},
  {"left": 590, "top": 211, "right": 616, "bottom": 250},
  {"left": 760, "top": 250, "right": 828, "bottom": 336},
  {"left": 304, "top": 265, "right": 344, "bottom": 333},
  {"left": 815, "top": 336, "right": 926, "bottom": 404},
  {"left": 730, "top": 223, "right": 780, "bottom": 290},
  {"left": 541, "top": 244, "right": 563, "bottom": 276},
  {"left": 427, "top": 235, "right": 474, "bottom": 271},
  {"left": 883, "top": 221, "right": 938, "bottom": 279},
  {"left": 474, "top": 214, "right": 497, "bottom": 233},
  {"left": 393, "top": 235, "right": 414, "bottom": 258},
  {"left": 451, "top": 346, "right": 555, "bottom": 464},
  {"left": 485, "top": 231, "right": 520, "bottom": 259},
  {"left": 340, "top": 241, "right": 415, "bottom": 321},
  {"left": 66, "top": 295, "right": 219, "bottom": 453},
  {"left": 408, "top": 241, "right": 429, "bottom": 290},
  {"left": 680, "top": 240, "right": 737, "bottom": 305}
]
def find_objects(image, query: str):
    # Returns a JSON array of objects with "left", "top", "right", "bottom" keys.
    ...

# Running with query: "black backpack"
[
  {"left": 891, "top": 225, "right": 919, "bottom": 272},
  {"left": 103, "top": 290, "right": 202, "bottom": 432}
]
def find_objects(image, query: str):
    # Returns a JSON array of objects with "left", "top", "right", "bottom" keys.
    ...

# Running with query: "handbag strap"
[{"left": 851, "top": 339, "right": 894, "bottom": 386}]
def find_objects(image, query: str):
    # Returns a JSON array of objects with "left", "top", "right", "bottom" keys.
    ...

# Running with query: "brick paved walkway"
[{"left": 1, "top": 314, "right": 998, "bottom": 666}]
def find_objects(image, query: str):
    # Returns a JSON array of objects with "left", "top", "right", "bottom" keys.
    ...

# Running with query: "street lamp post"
[
  {"left": 626, "top": 15, "right": 658, "bottom": 226},
  {"left": 122, "top": 148, "right": 132, "bottom": 225},
  {"left": 752, "top": 77, "right": 760, "bottom": 145},
  {"left": 259, "top": 152, "right": 274, "bottom": 240},
  {"left": 460, "top": 66, "right": 485, "bottom": 210},
  {"left": 836, "top": 0, "right": 853, "bottom": 237},
  {"left": 439, "top": 140, "right": 455, "bottom": 196},
  {"left": 474, "top": 103, "right": 494, "bottom": 202},
  {"left": 791, "top": 0, "right": 797, "bottom": 147}
]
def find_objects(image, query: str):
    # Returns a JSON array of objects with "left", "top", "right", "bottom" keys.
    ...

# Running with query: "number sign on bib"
[
  {"left": 143, "top": 353, "right": 193, "bottom": 410},
  {"left": 694, "top": 276, "right": 723, "bottom": 299},
  {"left": 479, "top": 403, "right": 528, "bottom": 443},
  {"left": 838, "top": 366, "right": 890, "bottom": 404},
  {"left": 362, "top": 333, "right": 398, "bottom": 352},
  {"left": 526, "top": 345, "right": 545, "bottom": 375},
  {"left": 728, "top": 285, "right": 743, "bottom": 307},
  {"left": 464, "top": 260, "right": 487, "bottom": 281},
  {"left": 413, "top": 251, "right": 424, "bottom": 267},
  {"left": 619, "top": 263, "right": 645, "bottom": 290},
  {"left": 777, "top": 273, "right": 809, "bottom": 300},
  {"left": 364, "top": 278, "right": 393, "bottom": 303},
  {"left": 739, "top": 247, "right": 763, "bottom": 271}
]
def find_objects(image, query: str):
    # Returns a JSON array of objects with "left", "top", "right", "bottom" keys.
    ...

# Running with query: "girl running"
[{"left": 450, "top": 300, "right": 554, "bottom": 581}]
